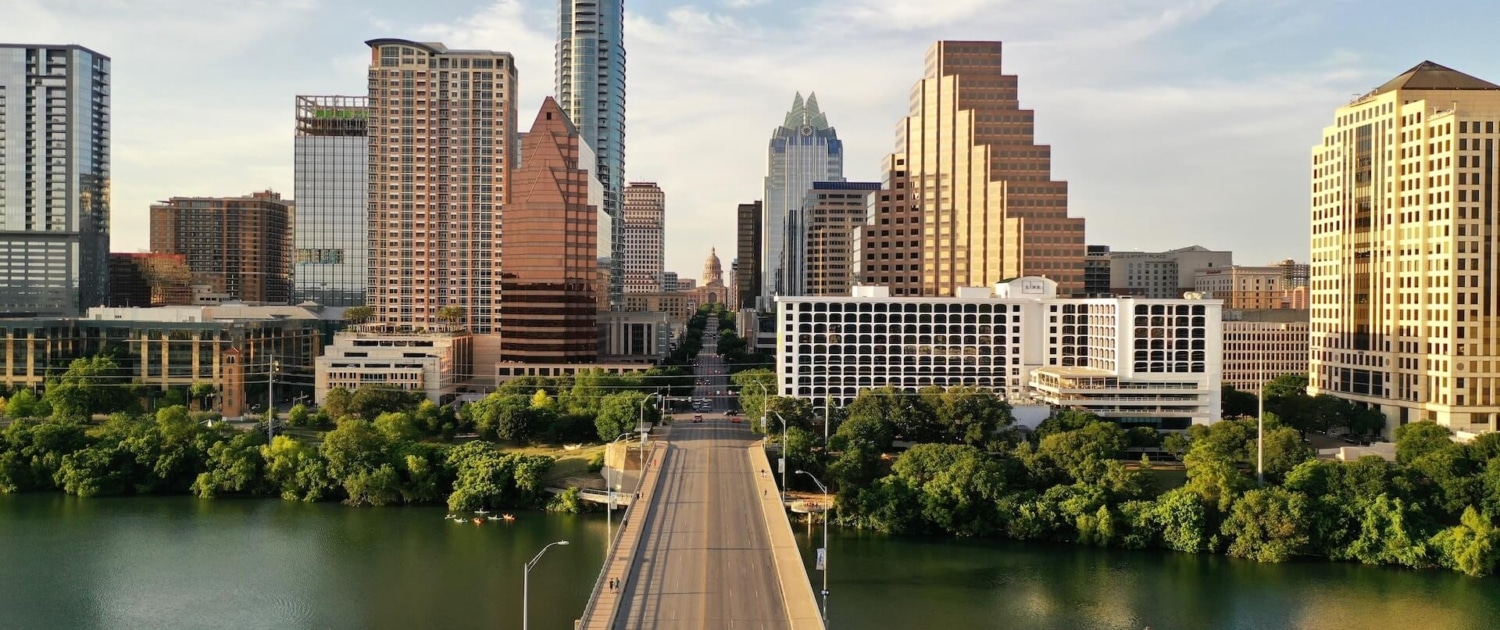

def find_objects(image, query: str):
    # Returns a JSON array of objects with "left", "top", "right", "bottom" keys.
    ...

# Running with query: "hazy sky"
[{"left": 6, "top": 0, "right": 1500, "bottom": 279}]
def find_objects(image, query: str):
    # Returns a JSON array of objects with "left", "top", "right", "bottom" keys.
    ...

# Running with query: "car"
[
  {"left": 693, "top": 414, "right": 704, "bottom": 423},
  {"left": 730, "top": 417, "right": 741, "bottom": 423},
  {"left": 726, "top": 410, "right": 739, "bottom": 417}
]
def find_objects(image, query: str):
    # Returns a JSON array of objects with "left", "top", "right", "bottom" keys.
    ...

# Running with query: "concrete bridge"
[{"left": 576, "top": 422, "right": 824, "bottom": 630}]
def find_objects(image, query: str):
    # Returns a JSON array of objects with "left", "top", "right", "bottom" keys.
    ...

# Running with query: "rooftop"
[{"left": 1372, "top": 61, "right": 1500, "bottom": 95}]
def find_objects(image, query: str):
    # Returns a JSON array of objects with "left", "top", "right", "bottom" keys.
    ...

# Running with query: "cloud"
[{"left": 723, "top": 0, "right": 771, "bottom": 8}]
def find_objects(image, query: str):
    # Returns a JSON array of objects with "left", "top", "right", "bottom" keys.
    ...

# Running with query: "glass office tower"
[
  {"left": 0, "top": 44, "right": 111, "bottom": 315},
  {"left": 763, "top": 92, "right": 843, "bottom": 305},
  {"left": 293, "top": 95, "right": 369, "bottom": 306},
  {"left": 557, "top": 0, "right": 626, "bottom": 309}
]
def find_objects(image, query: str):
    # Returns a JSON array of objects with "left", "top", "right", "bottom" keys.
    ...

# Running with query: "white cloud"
[{"left": 723, "top": 0, "right": 770, "bottom": 7}]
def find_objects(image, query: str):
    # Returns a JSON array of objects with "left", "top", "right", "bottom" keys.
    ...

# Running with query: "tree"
[
  {"left": 190, "top": 382, "right": 216, "bottom": 411},
  {"left": 1430, "top": 506, "right": 1500, "bottom": 577},
  {"left": 1221, "top": 487, "right": 1313, "bottom": 562},
  {"left": 373, "top": 412, "right": 422, "bottom": 443},
  {"left": 261, "top": 435, "right": 332, "bottom": 501},
  {"left": 1152, "top": 487, "right": 1212, "bottom": 553},
  {"left": 1260, "top": 426, "right": 1314, "bottom": 482},
  {"left": 926, "top": 386, "right": 1014, "bottom": 446},
  {"left": 594, "top": 391, "right": 655, "bottom": 442},
  {"left": 731, "top": 369, "right": 776, "bottom": 421},
  {"left": 1034, "top": 409, "right": 1104, "bottom": 439},
  {"left": 1037, "top": 421, "right": 1128, "bottom": 485},
  {"left": 435, "top": 305, "right": 466, "bottom": 326},
  {"left": 1221, "top": 385, "right": 1257, "bottom": 418},
  {"left": 287, "top": 403, "right": 312, "bottom": 428},
  {"left": 349, "top": 386, "right": 424, "bottom": 420},
  {"left": 1395, "top": 421, "right": 1456, "bottom": 464},
  {"left": 44, "top": 356, "right": 134, "bottom": 418},
  {"left": 320, "top": 418, "right": 390, "bottom": 498},
  {"left": 192, "top": 432, "right": 266, "bottom": 498},
  {"left": 5, "top": 389, "right": 43, "bottom": 419},
  {"left": 845, "top": 387, "right": 938, "bottom": 443},
  {"left": 322, "top": 388, "right": 354, "bottom": 421},
  {"left": 344, "top": 305, "right": 374, "bottom": 324},
  {"left": 1346, "top": 494, "right": 1431, "bottom": 568}
]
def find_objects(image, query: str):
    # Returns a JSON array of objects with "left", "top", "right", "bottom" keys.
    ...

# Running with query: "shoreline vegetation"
[{"left": 5, "top": 305, "right": 1499, "bottom": 578}]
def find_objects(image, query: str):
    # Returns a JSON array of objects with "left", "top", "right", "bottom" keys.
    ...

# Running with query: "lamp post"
[
  {"left": 1257, "top": 364, "right": 1265, "bottom": 486},
  {"left": 523, "top": 540, "right": 569, "bottom": 630},
  {"left": 797, "top": 470, "right": 830, "bottom": 629},
  {"left": 768, "top": 410, "right": 788, "bottom": 503}
]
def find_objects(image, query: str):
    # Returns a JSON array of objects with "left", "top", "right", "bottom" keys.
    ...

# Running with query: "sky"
[{"left": 6, "top": 0, "right": 1500, "bottom": 279}]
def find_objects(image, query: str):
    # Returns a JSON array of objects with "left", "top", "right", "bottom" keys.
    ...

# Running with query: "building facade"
[
  {"left": 0, "top": 44, "right": 111, "bottom": 316},
  {"left": 622, "top": 292, "right": 697, "bottom": 325},
  {"left": 364, "top": 39, "right": 517, "bottom": 334},
  {"left": 736, "top": 201, "right": 763, "bottom": 308},
  {"left": 597, "top": 310, "right": 671, "bottom": 362},
  {"left": 316, "top": 329, "right": 473, "bottom": 404},
  {"left": 1102, "top": 246, "right": 1233, "bottom": 299},
  {"left": 776, "top": 277, "right": 1223, "bottom": 427},
  {"left": 1310, "top": 61, "right": 1500, "bottom": 434},
  {"left": 855, "top": 155, "right": 926, "bottom": 297},
  {"left": 293, "top": 95, "right": 369, "bottom": 307},
  {"left": 1222, "top": 309, "right": 1310, "bottom": 393},
  {"left": 1194, "top": 265, "right": 1287, "bottom": 310},
  {"left": 622, "top": 182, "right": 664, "bottom": 293},
  {"left": 789, "top": 182, "right": 879, "bottom": 297},
  {"left": 873, "top": 41, "right": 1086, "bottom": 296},
  {"left": 557, "top": 0, "right": 626, "bottom": 309},
  {"left": 0, "top": 304, "right": 328, "bottom": 417},
  {"left": 108, "top": 253, "right": 192, "bottom": 307},
  {"left": 1083, "top": 245, "right": 1112, "bottom": 296},
  {"left": 498, "top": 98, "right": 601, "bottom": 364},
  {"left": 149, "top": 191, "right": 294, "bottom": 305},
  {"left": 764, "top": 93, "right": 844, "bottom": 302}
]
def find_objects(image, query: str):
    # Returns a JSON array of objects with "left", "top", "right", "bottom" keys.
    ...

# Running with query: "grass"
[{"left": 499, "top": 443, "right": 606, "bottom": 484}]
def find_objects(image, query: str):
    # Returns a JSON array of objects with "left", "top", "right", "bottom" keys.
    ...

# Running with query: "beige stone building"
[
  {"left": 316, "top": 328, "right": 474, "bottom": 404},
  {"left": 623, "top": 182, "right": 665, "bottom": 293},
  {"left": 1195, "top": 266, "right": 1287, "bottom": 310},
  {"left": 1222, "top": 309, "right": 1311, "bottom": 393},
  {"left": 1310, "top": 61, "right": 1500, "bottom": 433},
  {"left": 364, "top": 39, "right": 517, "bottom": 334},
  {"left": 860, "top": 41, "right": 1086, "bottom": 296}
]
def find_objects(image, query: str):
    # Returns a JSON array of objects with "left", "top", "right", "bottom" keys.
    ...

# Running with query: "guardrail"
[{"left": 575, "top": 439, "right": 670, "bottom": 629}]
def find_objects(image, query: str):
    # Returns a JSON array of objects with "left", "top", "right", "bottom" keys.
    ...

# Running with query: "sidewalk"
[
  {"left": 749, "top": 442, "right": 825, "bottom": 630},
  {"left": 577, "top": 438, "right": 670, "bottom": 630}
]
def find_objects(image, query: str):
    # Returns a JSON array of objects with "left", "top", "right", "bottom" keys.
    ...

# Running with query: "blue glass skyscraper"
[
  {"left": 764, "top": 92, "right": 843, "bottom": 304},
  {"left": 557, "top": 0, "right": 626, "bottom": 309},
  {"left": 0, "top": 44, "right": 110, "bottom": 315}
]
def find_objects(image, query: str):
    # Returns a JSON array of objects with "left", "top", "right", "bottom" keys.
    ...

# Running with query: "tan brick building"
[
  {"left": 149, "top": 191, "right": 293, "bottom": 304},
  {"left": 860, "top": 41, "right": 1085, "bottom": 296},
  {"left": 1310, "top": 61, "right": 1500, "bottom": 433}
]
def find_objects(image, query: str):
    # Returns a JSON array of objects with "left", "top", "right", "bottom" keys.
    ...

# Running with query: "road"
[
  {"left": 613, "top": 316, "right": 789, "bottom": 630},
  {"left": 692, "top": 316, "right": 732, "bottom": 414}
]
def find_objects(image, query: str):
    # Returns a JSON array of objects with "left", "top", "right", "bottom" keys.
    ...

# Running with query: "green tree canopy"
[{"left": 1395, "top": 421, "right": 1456, "bottom": 464}]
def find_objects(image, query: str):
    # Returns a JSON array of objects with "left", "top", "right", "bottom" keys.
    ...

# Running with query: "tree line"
[{"left": 730, "top": 369, "right": 1500, "bottom": 578}]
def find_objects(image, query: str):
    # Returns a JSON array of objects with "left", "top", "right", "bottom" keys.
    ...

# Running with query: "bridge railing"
[{"left": 576, "top": 441, "right": 666, "bottom": 628}]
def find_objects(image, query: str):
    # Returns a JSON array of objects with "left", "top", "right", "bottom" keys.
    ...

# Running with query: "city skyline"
[{"left": 8, "top": 0, "right": 1500, "bottom": 278}]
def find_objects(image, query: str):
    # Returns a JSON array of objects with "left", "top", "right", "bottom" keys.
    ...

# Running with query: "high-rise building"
[
  {"left": 662, "top": 271, "right": 679, "bottom": 293},
  {"left": 1223, "top": 309, "right": 1310, "bottom": 394},
  {"left": 1194, "top": 265, "right": 1286, "bottom": 310},
  {"left": 293, "top": 95, "right": 369, "bottom": 307},
  {"left": 764, "top": 93, "right": 844, "bottom": 301},
  {"left": 498, "top": 98, "right": 600, "bottom": 363},
  {"left": 364, "top": 39, "right": 517, "bottom": 334},
  {"left": 871, "top": 41, "right": 1086, "bottom": 296},
  {"left": 149, "top": 191, "right": 293, "bottom": 304},
  {"left": 1083, "top": 245, "right": 1112, "bottom": 297},
  {"left": 107, "top": 253, "right": 192, "bottom": 307},
  {"left": 789, "top": 182, "right": 879, "bottom": 296},
  {"left": 0, "top": 44, "right": 110, "bottom": 315},
  {"left": 736, "top": 201, "right": 763, "bottom": 308},
  {"left": 1102, "top": 246, "right": 1233, "bottom": 298},
  {"left": 557, "top": 0, "right": 626, "bottom": 309},
  {"left": 855, "top": 155, "right": 925, "bottom": 296},
  {"left": 622, "top": 182, "right": 664, "bottom": 293},
  {"left": 1310, "top": 61, "right": 1500, "bottom": 433}
]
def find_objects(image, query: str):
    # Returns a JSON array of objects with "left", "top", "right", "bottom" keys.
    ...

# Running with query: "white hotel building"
[{"left": 775, "top": 277, "right": 1224, "bottom": 428}]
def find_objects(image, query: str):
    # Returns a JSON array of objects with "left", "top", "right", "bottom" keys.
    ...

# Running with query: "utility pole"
[
  {"left": 268, "top": 354, "right": 279, "bottom": 444},
  {"left": 1257, "top": 364, "right": 1265, "bottom": 486}
]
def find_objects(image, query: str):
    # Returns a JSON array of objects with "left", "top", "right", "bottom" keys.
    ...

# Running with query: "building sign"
[
  {"left": 1021, "top": 280, "right": 1046, "bottom": 294},
  {"left": 311, "top": 108, "right": 367, "bottom": 120}
]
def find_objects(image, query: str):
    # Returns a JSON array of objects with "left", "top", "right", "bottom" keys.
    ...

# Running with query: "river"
[{"left": 4, "top": 495, "right": 1500, "bottom": 630}]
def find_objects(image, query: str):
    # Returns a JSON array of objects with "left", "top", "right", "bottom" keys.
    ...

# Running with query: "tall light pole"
[
  {"left": 768, "top": 410, "right": 788, "bottom": 503},
  {"left": 523, "top": 540, "right": 569, "bottom": 630},
  {"left": 1257, "top": 364, "right": 1265, "bottom": 486},
  {"left": 606, "top": 432, "right": 632, "bottom": 549},
  {"left": 267, "top": 355, "right": 280, "bottom": 443},
  {"left": 797, "top": 470, "right": 830, "bottom": 629}
]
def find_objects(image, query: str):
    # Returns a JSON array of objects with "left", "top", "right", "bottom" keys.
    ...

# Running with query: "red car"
[{"left": 693, "top": 414, "right": 704, "bottom": 423}]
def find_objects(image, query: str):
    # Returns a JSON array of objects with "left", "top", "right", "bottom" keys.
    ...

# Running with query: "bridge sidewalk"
[
  {"left": 577, "top": 437, "right": 670, "bottom": 630},
  {"left": 750, "top": 442, "right": 826, "bottom": 630}
]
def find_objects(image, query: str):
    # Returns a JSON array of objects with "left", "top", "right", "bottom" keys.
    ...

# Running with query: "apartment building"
[
  {"left": 149, "top": 191, "right": 294, "bottom": 305},
  {"left": 1222, "top": 309, "right": 1311, "bottom": 393}
]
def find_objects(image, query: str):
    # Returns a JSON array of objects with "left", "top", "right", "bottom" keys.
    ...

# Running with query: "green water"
[
  {"left": 793, "top": 525, "right": 1500, "bottom": 630},
  {"left": 5, "top": 495, "right": 1500, "bottom": 630}
]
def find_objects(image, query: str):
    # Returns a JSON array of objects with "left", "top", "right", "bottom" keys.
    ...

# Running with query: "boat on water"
[
  {"left": 501, "top": 514, "right": 516, "bottom": 522},
  {"left": 471, "top": 517, "right": 485, "bottom": 525},
  {"left": 475, "top": 508, "right": 490, "bottom": 516}
]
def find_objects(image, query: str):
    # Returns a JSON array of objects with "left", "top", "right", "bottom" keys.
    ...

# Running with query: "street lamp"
[
  {"left": 523, "top": 540, "right": 569, "bottom": 630},
  {"left": 768, "top": 410, "right": 788, "bottom": 503},
  {"left": 797, "top": 470, "right": 830, "bottom": 629},
  {"left": 1257, "top": 364, "right": 1266, "bottom": 486}
]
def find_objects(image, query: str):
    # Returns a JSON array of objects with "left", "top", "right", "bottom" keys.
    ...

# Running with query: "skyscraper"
[
  {"left": 557, "top": 0, "right": 626, "bottom": 309},
  {"left": 792, "top": 182, "right": 880, "bottom": 296},
  {"left": 763, "top": 92, "right": 843, "bottom": 302},
  {"left": 0, "top": 44, "right": 110, "bottom": 315},
  {"left": 1309, "top": 61, "right": 1500, "bottom": 434},
  {"left": 293, "top": 95, "right": 369, "bottom": 307},
  {"left": 623, "top": 182, "right": 664, "bottom": 293},
  {"left": 864, "top": 41, "right": 1085, "bottom": 296},
  {"left": 498, "top": 98, "right": 600, "bottom": 363},
  {"left": 736, "top": 201, "right": 763, "bottom": 310},
  {"left": 150, "top": 191, "right": 293, "bottom": 304},
  {"left": 364, "top": 39, "right": 517, "bottom": 334}
]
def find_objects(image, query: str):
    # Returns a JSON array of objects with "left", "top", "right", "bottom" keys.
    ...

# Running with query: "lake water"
[{"left": 4, "top": 495, "right": 1500, "bottom": 630}]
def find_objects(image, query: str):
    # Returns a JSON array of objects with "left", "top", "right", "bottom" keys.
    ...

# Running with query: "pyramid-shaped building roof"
[{"left": 1372, "top": 61, "right": 1500, "bottom": 95}]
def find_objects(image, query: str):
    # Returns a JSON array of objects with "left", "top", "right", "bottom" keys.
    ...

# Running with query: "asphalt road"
[
  {"left": 691, "top": 317, "right": 733, "bottom": 414},
  {"left": 614, "top": 322, "right": 789, "bottom": 630}
]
